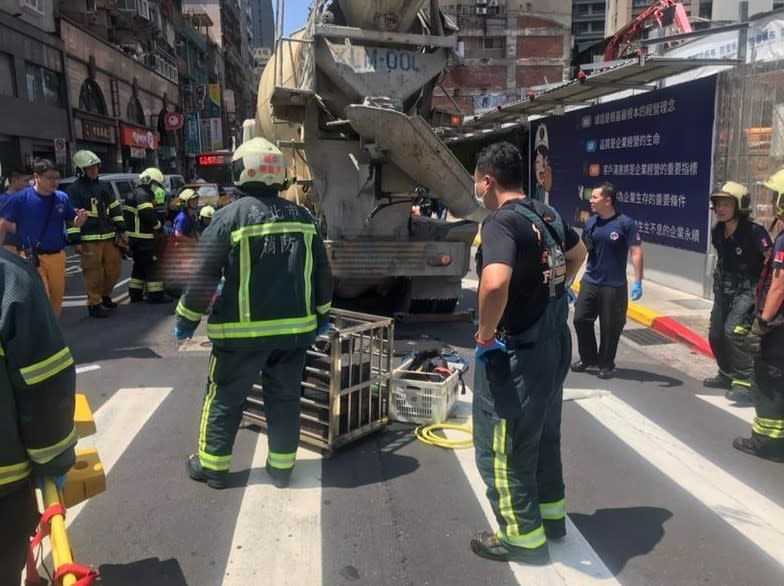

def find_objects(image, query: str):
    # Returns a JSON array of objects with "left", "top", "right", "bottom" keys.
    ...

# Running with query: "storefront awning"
[{"left": 459, "top": 56, "right": 740, "bottom": 131}]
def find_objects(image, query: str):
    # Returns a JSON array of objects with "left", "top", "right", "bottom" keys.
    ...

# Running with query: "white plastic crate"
[{"left": 390, "top": 358, "right": 460, "bottom": 425}]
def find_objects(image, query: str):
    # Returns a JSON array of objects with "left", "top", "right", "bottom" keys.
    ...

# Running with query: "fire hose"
[{"left": 415, "top": 423, "right": 473, "bottom": 449}]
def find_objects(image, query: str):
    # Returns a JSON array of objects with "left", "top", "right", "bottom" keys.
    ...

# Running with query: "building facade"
[
  {"left": 0, "top": 0, "right": 71, "bottom": 171},
  {"left": 250, "top": 0, "right": 274, "bottom": 48},
  {"left": 437, "top": 0, "right": 572, "bottom": 116}
]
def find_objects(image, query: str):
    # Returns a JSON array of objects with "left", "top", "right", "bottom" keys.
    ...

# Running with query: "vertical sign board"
[
  {"left": 530, "top": 75, "right": 717, "bottom": 253},
  {"left": 185, "top": 111, "right": 201, "bottom": 155}
]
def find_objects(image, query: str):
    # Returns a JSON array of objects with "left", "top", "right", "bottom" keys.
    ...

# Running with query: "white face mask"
[{"left": 474, "top": 182, "right": 487, "bottom": 208}]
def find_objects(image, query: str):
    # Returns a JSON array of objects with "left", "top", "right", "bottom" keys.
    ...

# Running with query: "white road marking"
[
  {"left": 444, "top": 386, "right": 619, "bottom": 585},
  {"left": 63, "top": 278, "right": 132, "bottom": 302},
  {"left": 577, "top": 392, "right": 784, "bottom": 569},
  {"left": 463, "top": 278, "right": 479, "bottom": 291},
  {"left": 223, "top": 433, "right": 322, "bottom": 585},
  {"left": 696, "top": 394, "right": 755, "bottom": 425},
  {"left": 75, "top": 364, "right": 100, "bottom": 374}
]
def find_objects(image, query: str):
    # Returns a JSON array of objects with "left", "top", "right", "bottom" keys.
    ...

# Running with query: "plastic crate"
[{"left": 390, "top": 358, "right": 460, "bottom": 425}]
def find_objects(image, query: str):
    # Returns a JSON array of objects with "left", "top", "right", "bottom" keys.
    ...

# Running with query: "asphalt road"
[{"left": 41, "top": 267, "right": 784, "bottom": 586}]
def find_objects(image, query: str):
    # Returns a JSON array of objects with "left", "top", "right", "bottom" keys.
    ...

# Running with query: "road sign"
[{"left": 54, "top": 137, "right": 67, "bottom": 165}]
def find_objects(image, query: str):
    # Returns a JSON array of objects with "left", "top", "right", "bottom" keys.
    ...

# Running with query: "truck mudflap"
[{"left": 344, "top": 105, "right": 490, "bottom": 224}]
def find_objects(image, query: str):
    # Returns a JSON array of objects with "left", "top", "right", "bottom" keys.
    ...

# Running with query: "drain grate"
[{"left": 621, "top": 328, "right": 675, "bottom": 346}]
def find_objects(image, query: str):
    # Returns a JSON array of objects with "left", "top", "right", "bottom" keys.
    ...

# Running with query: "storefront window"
[
  {"left": 79, "top": 79, "right": 107, "bottom": 115},
  {"left": 25, "top": 63, "right": 63, "bottom": 108},
  {"left": 0, "top": 54, "right": 15, "bottom": 97}
]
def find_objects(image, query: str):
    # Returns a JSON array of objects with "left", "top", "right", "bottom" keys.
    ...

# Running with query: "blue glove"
[
  {"left": 37, "top": 475, "right": 66, "bottom": 493},
  {"left": 474, "top": 337, "right": 507, "bottom": 364},
  {"left": 175, "top": 324, "right": 196, "bottom": 341},
  {"left": 630, "top": 280, "right": 643, "bottom": 301},
  {"left": 316, "top": 322, "right": 331, "bottom": 337}
]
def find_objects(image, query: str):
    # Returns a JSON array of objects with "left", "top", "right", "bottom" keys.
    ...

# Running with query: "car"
[
  {"left": 163, "top": 174, "right": 185, "bottom": 198},
  {"left": 58, "top": 173, "right": 139, "bottom": 203}
]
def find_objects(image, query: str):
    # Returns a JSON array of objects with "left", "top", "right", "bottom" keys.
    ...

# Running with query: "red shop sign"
[{"left": 119, "top": 125, "right": 159, "bottom": 150}]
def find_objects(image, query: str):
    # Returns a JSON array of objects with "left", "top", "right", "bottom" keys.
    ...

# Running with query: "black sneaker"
[
  {"left": 725, "top": 385, "right": 754, "bottom": 405},
  {"left": 598, "top": 368, "right": 615, "bottom": 380},
  {"left": 703, "top": 374, "right": 732, "bottom": 390},
  {"left": 732, "top": 437, "right": 784, "bottom": 463},
  {"left": 265, "top": 462, "right": 292, "bottom": 489},
  {"left": 470, "top": 531, "right": 550, "bottom": 564},
  {"left": 543, "top": 519, "right": 566, "bottom": 540},
  {"left": 88, "top": 304, "right": 109, "bottom": 318},
  {"left": 186, "top": 454, "right": 227, "bottom": 489},
  {"left": 101, "top": 296, "right": 118, "bottom": 309},
  {"left": 570, "top": 360, "right": 596, "bottom": 373}
]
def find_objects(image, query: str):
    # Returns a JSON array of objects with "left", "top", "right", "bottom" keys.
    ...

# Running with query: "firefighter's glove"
[
  {"left": 37, "top": 475, "right": 66, "bottom": 494},
  {"left": 630, "top": 280, "right": 643, "bottom": 301},
  {"left": 474, "top": 335, "right": 507, "bottom": 365},
  {"left": 744, "top": 318, "right": 771, "bottom": 355},
  {"left": 174, "top": 324, "right": 196, "bottom": 341}
]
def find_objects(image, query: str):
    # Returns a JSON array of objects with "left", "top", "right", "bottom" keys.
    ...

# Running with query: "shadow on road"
[
  {"left": 610, "top": 367, "right": 684, "bottom": 388},
  {"left": 569, "top": 507, "right": 673, "bottom": 574},
  {"left": 98, "top": 557, "right": 189, "bottom": 585}
]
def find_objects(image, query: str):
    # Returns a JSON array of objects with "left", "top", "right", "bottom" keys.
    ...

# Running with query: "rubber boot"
[
  {"left": 186, "top": 454, "right": 227, "bottom": 489},
  {"left": 88, "top": 304, "right": 109, "bottom": 319},
  {"left": 703, "top": 374, "right": 732, "bottom": 390},
  {"left": 102, "top": 296, "right": 118, "bottom": 309},
  {"left": 733, "top": 437, "right": 784, "bottom": 463},
  {"left": 470, "top": 531, "right": 551, "bottom": 565}
]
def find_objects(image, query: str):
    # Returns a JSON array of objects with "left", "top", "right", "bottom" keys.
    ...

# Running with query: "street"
[{"left": 51, "top": 256, "right": 784, "bottom": 586}]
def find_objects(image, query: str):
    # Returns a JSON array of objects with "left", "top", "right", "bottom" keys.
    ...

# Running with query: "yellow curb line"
[{"left": 571, "top": 282, "right": 661, "bottom": 328}]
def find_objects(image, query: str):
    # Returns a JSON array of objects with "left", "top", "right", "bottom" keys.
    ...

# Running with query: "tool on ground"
[{"left": 415, "top": 422, "right": 473, "bottom": 449}]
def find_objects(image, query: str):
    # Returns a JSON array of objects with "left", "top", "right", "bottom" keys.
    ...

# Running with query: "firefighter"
[
  {"left": 67, "top": 150, "right": 127, "bottom": 318},
  {"left": 175, "top": 137, "right": 333, "bottom": 490},
  {"left": 704, "top": 182, "right": 772, "bottom": 404},
  {"left": 174, "top": 189, "right": 199, "bottom": 240},
  {"left": 0, "top": 249, "right": 77, "bottom": 584},
  {"left": 124, "top": 168, "right": 167, "bottom": 303},
  {"left": 471, "top": 143, "right": 586, "bottom": 563},
  {"left": 199, "top": 205, "right": 215, "bottom": 233},
  {"left": 734, "top": 171, "right": 784, "bottom": 463}
]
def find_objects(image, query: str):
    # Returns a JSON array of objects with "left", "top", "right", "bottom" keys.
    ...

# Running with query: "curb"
[{"left": 570, "top": 282, "right": 714, "bottom": 359}]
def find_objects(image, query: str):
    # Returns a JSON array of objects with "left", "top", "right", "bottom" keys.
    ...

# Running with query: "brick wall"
[
  {"left": 442, "top": 65, "right": 507, "bottom": 90},
  {"left": 516, "top": 66, "right": 563, "bottom": 89},
  {"left": 517, "top": 15, "right": 561, "bottom": 28},
  {"left": 432, "top": 95, "right": 474, "bottom": 114},
  {"left": 517, "top": 36, "right": 564, "bottom": 59}
]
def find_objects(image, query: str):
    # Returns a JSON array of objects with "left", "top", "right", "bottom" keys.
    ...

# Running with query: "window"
[
  {"left": 25, "top": 64, "right": 64, "bottom": 108},
  {"left": 127, "top": 97, "right": 146, "bottom": 125},
  {"left": 79, "top": 79, "right": 107, "bottom": 114},
  {"left": 0, "top": 54, "right": 15, "bottom": 97},
  {"left": 21, "top": 0, "right": 44, "bottom": 15},
  {"left": 114, "top": 181, "right": 135, "bottom": 200},
  {"left": 483, "top": 37, "right": 505, "bottom": 49}
]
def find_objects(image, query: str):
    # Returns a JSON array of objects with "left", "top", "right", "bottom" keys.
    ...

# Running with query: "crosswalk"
[{"left": 33, "top": 362, "right": 784, "bottom": 586}]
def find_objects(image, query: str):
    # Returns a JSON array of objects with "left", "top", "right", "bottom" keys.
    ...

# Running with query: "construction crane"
[{"left": 604, "top": 0, "right": 692, "bottom": 61}]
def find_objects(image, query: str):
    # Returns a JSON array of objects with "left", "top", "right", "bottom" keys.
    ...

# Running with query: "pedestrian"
[
  {"left": 0, "top": 169, "right": 31, "bottom": 254},
  {"left": 571, "top": 182, "right": 644, "bottom": 379},
  {"left": 471, "top": 142, "right": 586, "bottom": 563},
  {"left": 0, "top": 248, "right": 77, "bottom": 585},
  {"left": 175, "top": 138, "right": 333, "bottom": 490},
  {"left": 124, "top": 167, "right": 168, "bottom": 303},
  {"left": 0, "top": 158, "right": 87, "bottom": 317},
  {"left": 66, "top": 150, "right": 128, "bottom": 319},
  {"left": 702, "top": 182, "right": 773, "bottom": 404},
  {"left": 734, "top": 171, "right": 784, "bottom": 463},
  {"left": 174, "top": 189, "right": 199, "bottom": 241}
]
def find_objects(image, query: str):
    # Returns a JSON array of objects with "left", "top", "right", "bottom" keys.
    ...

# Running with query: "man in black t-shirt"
[{"left": 470, "top": 142, "right": 586, "bottom": 564}]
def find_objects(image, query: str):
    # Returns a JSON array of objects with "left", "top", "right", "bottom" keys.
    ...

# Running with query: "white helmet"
[
  {"left": 139, "top": 167, "right": 164, "bottom": 186},
  {"left": 231, "top": 137, "right": 288, "bottom": 190},
  {"left": 178, "top": 188, "right": 198, "bottom": 202}
]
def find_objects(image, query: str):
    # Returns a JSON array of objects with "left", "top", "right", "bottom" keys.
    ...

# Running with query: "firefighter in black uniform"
[
  {"left": 705, "top": 182, "right": 772, "bottom": 404},
  {"left": 175, "top": 138, "right": 333, "bottom": 490},
  {"left": 0, "top": 249, "right": 77, "bottom": 584},
  {"left": 734, "top": 170, "right": 784, "bottom": 463},
  {"left": 470, "top": 143, "right": 587, "bottom": 564},
  {"left": 124, "top": 167, "right": 167, "bottom": 303}
]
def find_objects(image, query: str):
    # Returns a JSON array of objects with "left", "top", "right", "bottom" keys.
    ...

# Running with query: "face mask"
[{"left": 474, "top": 182, "right": 487, "bottom": 208}]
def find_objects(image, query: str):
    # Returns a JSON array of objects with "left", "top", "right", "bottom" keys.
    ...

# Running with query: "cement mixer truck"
[{"left": 246, "top": 0, "right": 488, "bottom": 313}]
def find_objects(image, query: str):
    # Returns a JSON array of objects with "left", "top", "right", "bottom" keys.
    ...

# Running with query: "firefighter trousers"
[
  {"left": 573, "top": 282, "right": 627, "bottom": 370},
  {"left": 80, "top": 239, "right": 122, "bottom": 306},
  {"left": 197, "top": 346, "right": 307, "bottom": 475},
  {"left": 473, "top": 302, "right": 571, "bottom": 550},
  {"left": 0, "top": 481, "right": 38, "bottom": 586},
  {"left": 751, "top": 327, "right": 784, "bottom": 454},
  {"left": 708, "top": 287, "right": 755, "bottom": 386},
  {"left": 129, "top": 242, "right": 164, "bottom": 301}
]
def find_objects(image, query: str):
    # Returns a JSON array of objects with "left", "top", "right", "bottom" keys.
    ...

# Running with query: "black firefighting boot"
[
  {"left": 88, "top": 304, "right": 109, "bottom": 318},
  {"left": 265, "top": 462, "right": 292, "bottom": 489},
  {"left": 543, "top": 519, "right": 567, "bottom": 540},
  {"left": 470, "top": 532, "right": 551, "bottom": 565},
  {"left": 725, "top": 384, "right": 754, "bottom": 405},
  {"left": 703, "top": 373, "right": 732, "bottom": 390},
  {"left": 732, "top": 437, "right": 784, "bottom": 463},
  {"left": 102, "top": 296, "right": 118, "bottom": 309},
  {"left": 186, "top": 454, "right": 227, "bottom": 489}
]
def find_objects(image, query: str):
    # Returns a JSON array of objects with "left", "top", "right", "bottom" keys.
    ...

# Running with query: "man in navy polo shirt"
[
  {"left": 0, "top": 159, "right": 87, "bottom": 316},
  {"left": 572, "top": 182, "right": 644, "bottom": 379},
  {"left": 0, "top": 170, "right": 30, "bottom": 254}
]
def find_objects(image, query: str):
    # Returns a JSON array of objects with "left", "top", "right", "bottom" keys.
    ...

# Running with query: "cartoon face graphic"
[{"left": 534, "top": 125, "right": 552, "bottom": 196}]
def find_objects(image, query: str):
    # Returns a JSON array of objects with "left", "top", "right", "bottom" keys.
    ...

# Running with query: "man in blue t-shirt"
[
  {"left": 572, "top": 182, "right": 644, "bottom": 379},
  {"left": 0, "top": 159, "right": 87, "bottom": 317},
  {"left": 0, "top": 170, "right": 30, "bottom": 253}
]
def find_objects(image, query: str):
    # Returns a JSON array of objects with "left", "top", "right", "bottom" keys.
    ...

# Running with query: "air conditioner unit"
[
  {"left": 476, "top": 0, "right": 488, "bottom": 4},
  {"left": 488, "top": 0, "right": 500, "bottom": 6},
  {"left": 476, "top": 7, "right": 488, "bottom": 15}
]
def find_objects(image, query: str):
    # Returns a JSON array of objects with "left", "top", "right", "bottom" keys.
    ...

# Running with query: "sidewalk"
[{"left": 573, "top": 276, "right": 714, "bottom": 358}]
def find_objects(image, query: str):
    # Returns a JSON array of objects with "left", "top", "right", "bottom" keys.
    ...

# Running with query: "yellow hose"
[
  {"left": 415, "top": 422, "right": 473, "bottom": 449},
  {"left": 42, "top": 478, "right": 77, "bottom": 586}
]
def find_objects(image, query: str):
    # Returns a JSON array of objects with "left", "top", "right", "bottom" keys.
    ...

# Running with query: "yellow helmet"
[
  {"left": 178, "top": 188, "right": 198, "bottom": 202},
  {"left": 139, "top": 167, "right": 164, "bottom": 186},
  {"left": 710, "top": 181, "right": 751, "bottom": 215},
  {"left": 73, "top": 150, "right": 101, "bottom": 175},
  {"left": 762, "top": 168, "right": 784, "bottom": 219},
  {"left": 199, "top": 205, "right": 215, "bottom": 219},
  {"left": 232, "top": 137, "right": 287, "bottom": 190}
]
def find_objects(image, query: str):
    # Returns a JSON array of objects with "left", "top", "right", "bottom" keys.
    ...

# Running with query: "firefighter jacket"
[
  {"left": 711, "top": 218, "right": 772, "bottom": 286},
  {"left": 66, "top": 176, "right": 125, "bottom": 244},
  {"left": 0, "top": 250, "right": 77, "bottom": 497},
  {"left": 124, "top": 185, "right": 163, "bottom": 247},
  {"left": 175, "top": 190, "right": 334, "bottom": 351}
]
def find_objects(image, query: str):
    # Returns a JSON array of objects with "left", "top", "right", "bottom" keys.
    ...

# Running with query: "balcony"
[
  {"left": 144, "top": 49, "right": 179, "bottom": 83},
  {"left": 116, "top": 0, "right": 151, "bottom": 20}
]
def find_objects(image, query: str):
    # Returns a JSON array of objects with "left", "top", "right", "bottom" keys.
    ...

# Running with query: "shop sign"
[
  {"left": 82, "top": 120, "right": 114, "bottom": 143},
  {"left": 120, "top": 125, "right": 159, "bottom": 150},
  {"left": 164, "top": 112, "right": 184, "bottom": 131},
  {"left": 185, "top": 111, "right": 201, "bottom": 155}
]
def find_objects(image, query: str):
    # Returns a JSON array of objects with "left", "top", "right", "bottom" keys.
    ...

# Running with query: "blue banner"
[
  {"left": 185, "top": 111, "right": 201, "bottom": 156},
  {"left": 530, "top": 75, "right": 716, "bottom": 253}
]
